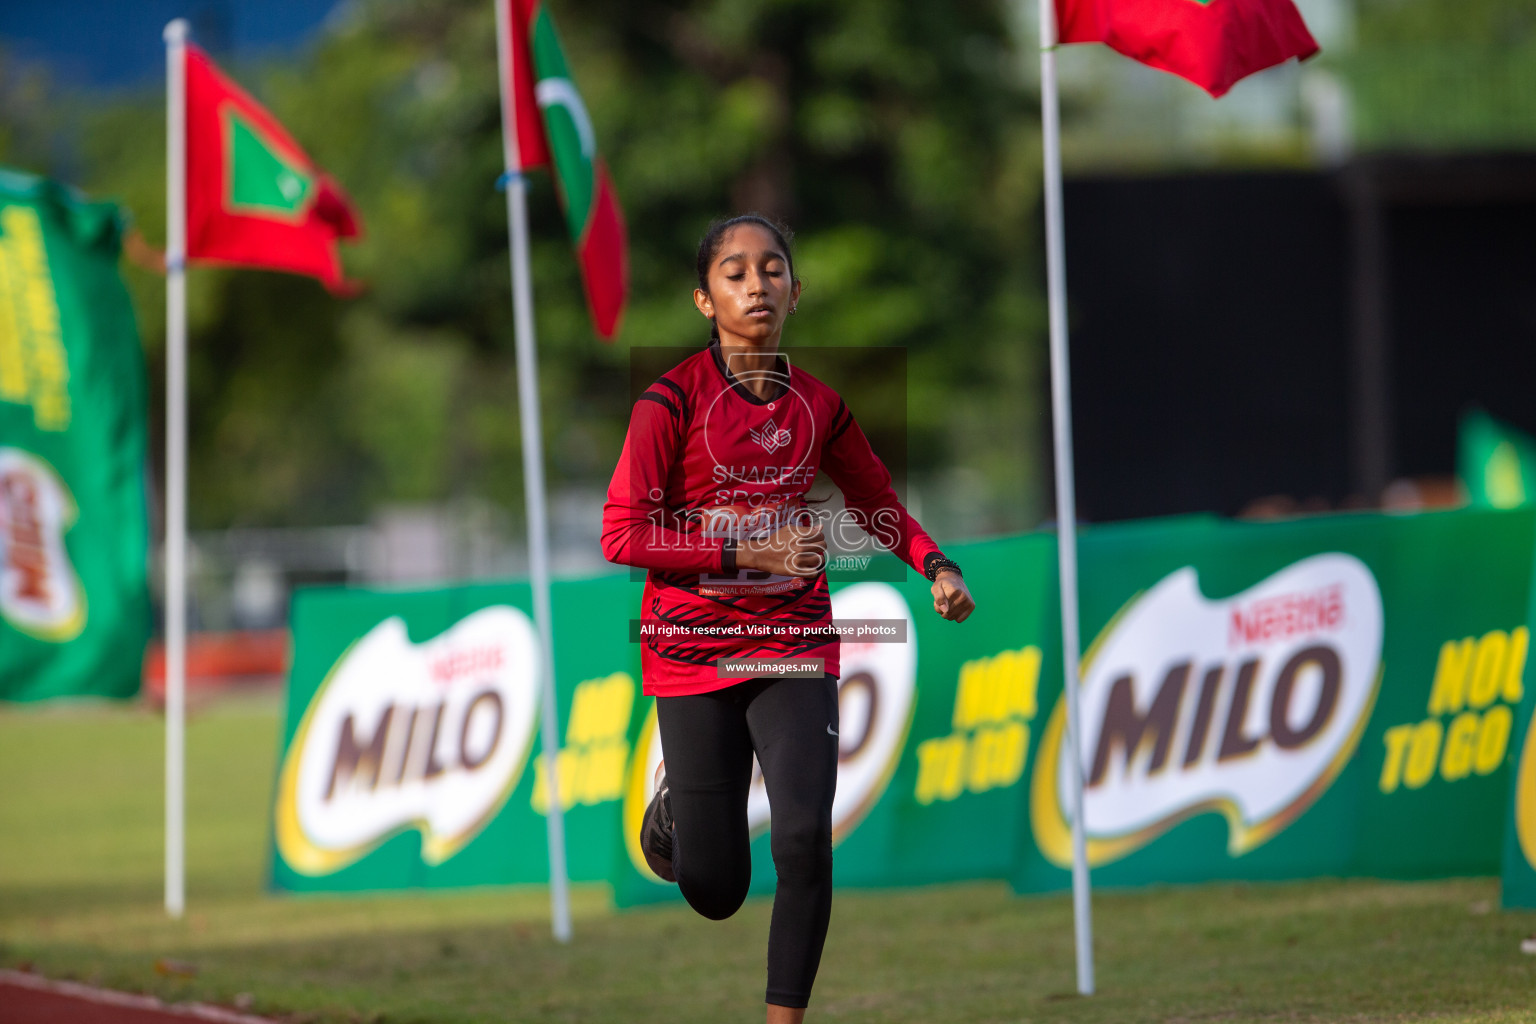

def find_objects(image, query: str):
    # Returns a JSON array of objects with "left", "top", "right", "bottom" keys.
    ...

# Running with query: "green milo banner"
[
  {"left": 1014, "top": 510, "right": 1532, "bottom": 894},
  {"left": 0, "top": 169, "right": 151, "bottom": 702},
  {"left": 271, "top": 507, "right": 1536, "bottom": 904},
  {"left": 271, "top": 577, "right": 641, "bottom": 891},
  {"left": 1498, "top": 537, "right": 1536, "bottom": 908}
]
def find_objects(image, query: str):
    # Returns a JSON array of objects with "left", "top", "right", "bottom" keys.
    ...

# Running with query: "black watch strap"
[{"left": 721, "top": 536, "right": 738, "bottom": 574}]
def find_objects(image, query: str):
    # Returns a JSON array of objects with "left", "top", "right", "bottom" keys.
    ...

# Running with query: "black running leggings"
[{"left": 655, "top": 674, "right": 839, "bottom": 1009}]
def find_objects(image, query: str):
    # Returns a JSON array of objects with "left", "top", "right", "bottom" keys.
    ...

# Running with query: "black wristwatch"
[{"left": 923, "top": 553, "right": 962, "bottom": 582}]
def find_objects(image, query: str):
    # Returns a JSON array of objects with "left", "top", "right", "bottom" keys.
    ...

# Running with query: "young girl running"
[{"left": 600, "top": 215, "right": 975, "bottom": 1022}]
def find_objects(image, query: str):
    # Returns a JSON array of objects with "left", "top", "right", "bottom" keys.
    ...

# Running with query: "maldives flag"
[
  {"left": 184, "top": 45, "right": 362, "bottom": 293},
  {"left": 502, "top": 0, "right": 628, "bottom": 340},
  {"left": 1056, "top": 0, "right": 1319, "bottom": 98}
]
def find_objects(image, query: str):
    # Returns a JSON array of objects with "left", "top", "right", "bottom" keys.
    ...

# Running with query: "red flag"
[
  {"left": 184, "top": 45, "right": 362, "bottom": 293},
  {"left": 1056, "top": 0, "right": 1319, "bottom": 99},
  {"left": 502, "top": 0, "right": 628, "bottom": 340}
]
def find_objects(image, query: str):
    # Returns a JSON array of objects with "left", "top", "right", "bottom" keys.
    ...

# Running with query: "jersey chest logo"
[{"left": 749, "top": 417, "right": 793, "bottom": 454}]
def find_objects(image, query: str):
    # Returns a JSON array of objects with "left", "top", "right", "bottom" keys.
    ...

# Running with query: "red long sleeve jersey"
[{"left": 601, "top": 339, "right": 944, "bottom": 697}]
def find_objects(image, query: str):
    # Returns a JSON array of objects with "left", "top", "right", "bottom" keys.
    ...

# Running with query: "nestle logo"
[
  {"left": 1, "top": 469, "right": 49, "bottom": 605},
  {"left": 430, "top": 645, "right": 505, "bottom": 685},
  {"left": 1228, "top": 584, "right": 1343, "bottom": 648}
]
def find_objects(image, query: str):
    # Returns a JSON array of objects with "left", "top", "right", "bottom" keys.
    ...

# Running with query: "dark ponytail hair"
[{"left": 695, "top": 214, "right": 797, "bottom": 343}]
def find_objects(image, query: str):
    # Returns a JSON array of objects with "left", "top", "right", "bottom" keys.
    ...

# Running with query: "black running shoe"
[{"left": 640, "top": 760, "right": 676, "bottom": 882}]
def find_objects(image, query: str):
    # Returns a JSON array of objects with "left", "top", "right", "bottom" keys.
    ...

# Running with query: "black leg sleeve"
[
  {"left": 655, "top": 688, "right": 756, "bottom": 921},
  {"left": 746, "top": 674, "right": 840, "bottom": 1009}
]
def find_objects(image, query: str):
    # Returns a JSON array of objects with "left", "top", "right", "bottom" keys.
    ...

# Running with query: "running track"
[{"left": 0, "top": 971, "right": 278, "bottom": 1024}]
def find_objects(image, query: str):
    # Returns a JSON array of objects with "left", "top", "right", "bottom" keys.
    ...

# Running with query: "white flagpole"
[
  {"left": 1037, "top": 0, "right": 1094, "bottom": 995},
  {"left": 492, "top": 0, "right": 572, "bottom": 944},
  {"left": 162, "top": 16, "right": 190, "bottom": 921}
]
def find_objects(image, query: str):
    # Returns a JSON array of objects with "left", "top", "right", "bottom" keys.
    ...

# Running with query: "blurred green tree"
[
  {"left": 1347, "top": 0, "right": 1536, "bottom": 151},
  {"left": 7, "top": 0, "right": 1047, "bottom": 540}
]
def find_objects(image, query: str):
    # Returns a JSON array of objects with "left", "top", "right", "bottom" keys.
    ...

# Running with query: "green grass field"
[{"left": 3, "top": 695, "right": 1535, "bottom": 1024}]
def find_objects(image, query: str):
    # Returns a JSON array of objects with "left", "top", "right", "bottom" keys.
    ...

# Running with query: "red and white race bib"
[{"left": 695, "top": 499, "right": 815, "bottom": 596}]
